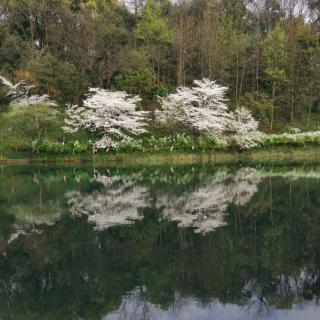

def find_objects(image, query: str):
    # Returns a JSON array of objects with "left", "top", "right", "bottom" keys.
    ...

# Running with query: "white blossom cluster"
[
  {"left": 0, "top": 75, "right": 56, "bottom": 107},
  {"left": 62, "top": 79, "right": 260, "bottom": 151},
  {"left": 63, "top": 88, "right": 149, "bottom": 150},
  {"left": 155, "top": 79, "right": 260, "bottom": 148},
  {"left": 156, "top": 78, "right": 235, "bottom": 134},
  {"left": 1, "top": 75, "right": 261, "bottom": 150},
  {"left": 62, "top": 104, "right": 85, "bottom": 133},
  {"left": 232, "top": 107, "right": 262, "bottom": 149},
  {"left": 11, "top": 94, "right": 57, "bottom": 108}
]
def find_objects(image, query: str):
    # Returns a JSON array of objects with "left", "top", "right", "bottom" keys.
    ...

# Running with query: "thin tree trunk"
[
  {"left": 0, "top": 133, "right": 3, "bottom": 159},
  {"left": 238, "top": 65, "right": 245, "bottom": 107},
  {"left": 176, "top": 20, "right": 184, "bottom": 86},
  {"left": 290, "top": 74, "right": 295, "bottom": 125},
  {"left": 271, "top": 77, "right": 276, "bottom": 132},
  {"left": 308, "top": 104, "right": 312, "bottom": 126},
  {"left": 256, "top": 47, "right": 259, "bottom": 93},
  {"left": 177, "top": 47, "right": 182, "bottom": 86},
  {"left": 235, "top": 54, "right": 239, "bottom": 105},
  {"left": 27, "top": 5, "right": 34, "bottom": 45},
  {"left": 251, "top": 54, "right": 255, "bottom": 95}
]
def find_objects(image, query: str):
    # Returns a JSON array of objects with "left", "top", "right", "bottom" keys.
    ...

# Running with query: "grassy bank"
[{"left": 2, "top": 146, "right": 320, "bottom": 166}]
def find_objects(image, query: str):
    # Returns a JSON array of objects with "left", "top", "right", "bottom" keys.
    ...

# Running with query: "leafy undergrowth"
[{"left": 3, "top": 131, "right": 320, "bottom": 157}]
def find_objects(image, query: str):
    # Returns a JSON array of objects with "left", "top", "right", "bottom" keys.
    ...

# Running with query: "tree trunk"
[
  {"left": 238, "top": 65, "right": 245, "bottom": 107},
  {"left": 290, "top": 74, "right": 295, "bottom": 125},
  {"left": 176, "top": 14, "right": 186, "bottom": 86},
  {"left": 235, "top": 54, "right": 239, "bottom": 105},
  {"left": 27, "top": 5, "right": 34, "bottom": 45},
  {"left": 308, "top": 104, "right": 312, "bottom": 126},
  {"left": 256, "top": 47, "right": 259, "bottom": 93},
  {"left": 271, "top": 77, "right": 276, "bottom": 132}
]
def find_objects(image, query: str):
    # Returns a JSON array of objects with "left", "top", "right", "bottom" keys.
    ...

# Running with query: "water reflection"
[
  {"left": 157, "top": 167, "right": 261, "bottom": 233},
  {"left": 0, "top": 164, "right": 320, "bottom": 319}
]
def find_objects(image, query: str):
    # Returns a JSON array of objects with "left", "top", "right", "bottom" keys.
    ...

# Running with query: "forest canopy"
[{"left": 0, "top": 0, "right": 320, "bottom": 135}]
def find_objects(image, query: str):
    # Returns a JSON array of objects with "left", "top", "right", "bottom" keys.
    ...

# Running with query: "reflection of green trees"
[
  {"left": 0, "top": 166, "right": 98, "bottom": 233},
  {"left": 0, "top": 164, "right": 320, "bottom": 318}
]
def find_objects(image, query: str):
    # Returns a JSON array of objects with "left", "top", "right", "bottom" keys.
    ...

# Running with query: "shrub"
[
  {"left": 285, "top": 126, "right": 301, "bottom": 134},
  {"left": 36, "top": 139, "right": 64, "bottom": 154},
  {"left": 145, "top": 135, "right": 171, "bottom": 150},
  {"left": 198, "top": 135, "right": 217, "bottom": 151},
  {"left": 117, "top": 138, "right": 144, "bottom": 153},
  {"left": 0, "top": 103, "right": 63, "bottom": 150},
  {"left": 261, "top": 131, "right": 320, "bottom": 148},
  {"left": 175, "top": 133, "right": 193, "bottom": 151}
]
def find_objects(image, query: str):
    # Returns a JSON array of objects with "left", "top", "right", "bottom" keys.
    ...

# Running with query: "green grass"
[
  {"left": 4, "top": 131, "right": 320, "bottom": 155},
  {"left": 2, "top": 106, "right": 320, "bottom": 165},
  {"left": 2, "top": 145, "right": 320, "bottom": 166}
]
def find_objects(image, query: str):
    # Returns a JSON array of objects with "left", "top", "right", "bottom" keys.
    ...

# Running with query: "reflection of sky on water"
[{"left": 103, "top": 290, "right": 320, "bottom": 320}]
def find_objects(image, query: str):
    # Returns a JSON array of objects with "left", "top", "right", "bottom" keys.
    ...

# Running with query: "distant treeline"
[{"left": 0, "top": 0, "right": 320, "bottom": 131}]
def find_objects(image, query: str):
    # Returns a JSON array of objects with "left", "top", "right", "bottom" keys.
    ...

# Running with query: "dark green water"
[{"left": 0, "top": 164, "right": 320, "bottom": 320}]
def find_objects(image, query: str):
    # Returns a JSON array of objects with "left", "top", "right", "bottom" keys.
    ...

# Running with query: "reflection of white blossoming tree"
[
  {"left": 157, "top": 168, "right": 262, "bottom": 233},
  {"left": 66, "top": 168, "right": 262, "bottom": 234},
  {"left": 6, "top": 166, "right": 320, "bottom": 245},
  {"left": 66, "top": 173, "right": 149, "bottom": 230}
]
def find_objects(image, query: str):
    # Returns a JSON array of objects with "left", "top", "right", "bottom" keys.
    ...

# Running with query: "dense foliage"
[
  {"left": 0, "top": 0, "right": 320, "bottom": 155},
  {"left": 0, "top": 1, "right": 319, "bottom": 126}
]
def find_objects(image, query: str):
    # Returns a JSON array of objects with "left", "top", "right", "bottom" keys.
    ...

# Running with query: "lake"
[{"left": 0, "top": 163, "right": 320, "bottom": 320}]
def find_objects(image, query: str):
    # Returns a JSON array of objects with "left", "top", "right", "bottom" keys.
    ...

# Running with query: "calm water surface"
[{"left": 0, "top": 163, "right": 320, "bottom": 320}]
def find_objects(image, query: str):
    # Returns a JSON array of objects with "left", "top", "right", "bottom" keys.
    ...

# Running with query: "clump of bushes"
[
  {"left": 35, "top": 139, "right": 90, "bottom": 154},
  {"left": 2, "top": 76, "right": 320, "bottom": 156},
  {"left": 261, "top": 131, "right": 320, "bottom": 147},
  {"left": 116, "top": 138, "right": 144, "bottom": 153},
  {"left": 0, "top": 103, "right": 63, "bottom": 151}
]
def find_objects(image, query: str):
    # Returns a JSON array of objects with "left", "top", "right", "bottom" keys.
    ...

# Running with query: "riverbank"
[{"left": 2, "top": 146, "right": 320, "bottom": 166}]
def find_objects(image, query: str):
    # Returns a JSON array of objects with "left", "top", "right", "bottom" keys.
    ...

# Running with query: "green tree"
[
  {"left": 115, "top": 49, "right": 155, "bottom": 95},
  {"left": 0, "top": 33, "right": 23, "bottom": 74},
  {"left": 25, "top": 52, "right": 86, "bottom": 104},
  {"left": 134, "top": 0, "right": 173, "bottom": 86},
  {"left": 262, "top": 24, "right": 288, "bottom": 131},
  {"left": 0, "top": 104, "right": 63, "bottom": 151}
]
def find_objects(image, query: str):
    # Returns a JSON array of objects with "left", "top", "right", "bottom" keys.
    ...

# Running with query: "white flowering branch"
[
  {"left": 156, "top": 78, "right": 234, "bottom": 134},
  {"left": 63, "top": 88, "right": 149, "bottom": 150},
  {"left": 155, "top": 79, "right": 260, "bottom": 148},
  {"left": 231, "top": 107, "right": 262, "bottom": 149},
  {"left": 0, "top": 75, "right": 56, "bottom": 107}
]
